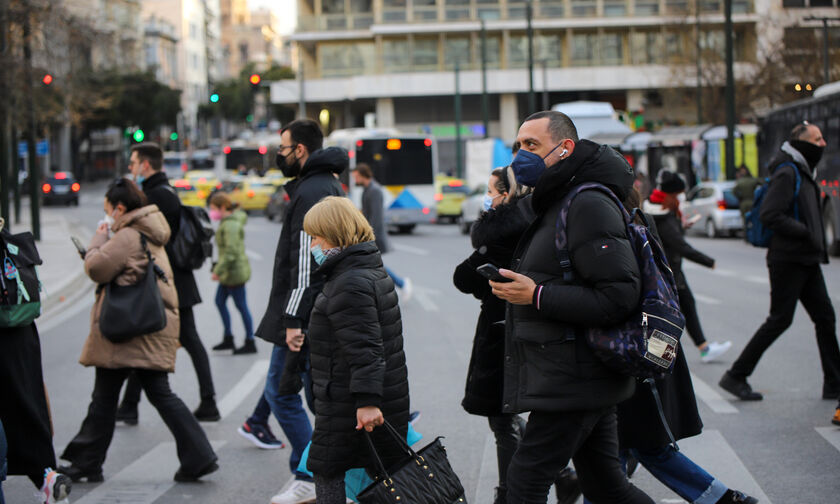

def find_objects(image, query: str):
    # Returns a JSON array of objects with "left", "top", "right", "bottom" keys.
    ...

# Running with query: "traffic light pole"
[
  {"left": 480, "top": 20, "right": 489, "bottom": 139},
  {"left": 723, "top": 0, "right": 736, "bottom": 181},
  {"left": 0, "top": 0, "right": 8, "bottom": 227},
  {"left": 454, "top": 61, "right": 463, "bottom": 179},
  {"left": 23, "top": 13, "right": 39, "bottom": 239}
]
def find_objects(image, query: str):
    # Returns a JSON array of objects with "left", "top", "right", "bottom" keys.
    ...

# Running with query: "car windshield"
[
  {"left": 442, "top": 186, "right": 469, "bottom": 195},
  {"left": 49, "top": 178, "right": 72, "bottom": 185}
]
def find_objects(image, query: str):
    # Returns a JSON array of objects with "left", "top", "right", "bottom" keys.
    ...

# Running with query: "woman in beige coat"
[{"left": 58, "top": 178, "right": 217, "bottom": 483}]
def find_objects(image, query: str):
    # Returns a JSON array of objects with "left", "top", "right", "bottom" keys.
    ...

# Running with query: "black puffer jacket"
[
  {"left": 503, "top": 140, "right": 639, "bottom": 414},
  {"left": 642, "top": 202, "right": 714, "bottom": 289},
  {"left": 142, "top": 171, "right": 201, "bottom": 308},
  {"left": 307, "top": 241, "right": 410, "bottom": 476},
  {"left": 256, "top": 148, "right": 347, "bottom": 344},
  {"left": 453, "top": 198, "right": 533, "bottom": 416},
  {"left": 761, "top": 143, "right": 828, "bottom": 265}
]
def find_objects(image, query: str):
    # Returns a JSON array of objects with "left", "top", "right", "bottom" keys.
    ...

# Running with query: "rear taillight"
[
  {"left": 717, "top": 199, "right": 727, "bottom": 210},
  {"left": 434, "top": 193, "right": 443, "bottom": 202},
  {"left": 42, "top": 183, "right": 51, "bottom": 193},
  {"left": 71, "top": 182, "right": 81, "bottom": 192}
]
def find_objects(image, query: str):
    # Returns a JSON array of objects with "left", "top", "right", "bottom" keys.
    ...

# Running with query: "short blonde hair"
[{"left": 303, "top": 196, "right": 375, "bottom": 248}]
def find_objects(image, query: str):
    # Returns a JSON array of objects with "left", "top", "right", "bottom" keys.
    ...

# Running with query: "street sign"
[
  {"left": 36, "top": 140, "right": 49, "bottom": 156},
  {"left": 17, "top": 142, "right": 27, "bottom": 157}
]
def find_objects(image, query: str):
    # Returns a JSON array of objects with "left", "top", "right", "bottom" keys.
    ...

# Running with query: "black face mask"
[
  {"left": 790, "top": 139, "right": 825, "bottom": 170},
  {"left": 275, "top": 151, "right": 300, "bottom": 178}
]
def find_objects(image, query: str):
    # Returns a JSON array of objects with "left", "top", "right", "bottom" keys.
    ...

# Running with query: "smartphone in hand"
[
  {"left": 71, "top": 236, "right": 86, "bottom": 259},
  {"left": 477, "top": 263, "right": 513, "bottom": 283}
]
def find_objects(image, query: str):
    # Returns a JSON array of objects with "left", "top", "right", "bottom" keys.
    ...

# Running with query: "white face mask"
[{"left": 103, "top": 212, "right": 115, "bottom": 227}]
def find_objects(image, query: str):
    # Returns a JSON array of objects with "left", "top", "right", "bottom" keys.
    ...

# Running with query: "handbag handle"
[
  {"left": 362, "top": 420, "right": 423, "bottom": 480},
  {"left": 139, "top": 233, "right": 168, "bottom": 284}
]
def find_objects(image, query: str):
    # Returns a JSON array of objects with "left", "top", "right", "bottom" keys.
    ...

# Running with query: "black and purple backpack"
[{"left": 555, "top": 182, "right": 684, "bottom": 379}]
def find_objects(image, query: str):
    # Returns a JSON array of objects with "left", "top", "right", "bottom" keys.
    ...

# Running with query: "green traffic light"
[
  {"left": 246, "top": 114, "right": 254, "bottom": 122},
  {"left": 170, "top": 132, "right": 179, "bottom": 141},
  {"left": 133, "top": 130, "right": 145, "bottom": 142},
  {"left": 210, "top": 93, "right": 219, "bottom": 103}
]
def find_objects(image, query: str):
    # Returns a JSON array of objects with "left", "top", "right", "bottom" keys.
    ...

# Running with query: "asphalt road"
[{"left": 4, "top": 187, "right": 840, "bottom": 504}]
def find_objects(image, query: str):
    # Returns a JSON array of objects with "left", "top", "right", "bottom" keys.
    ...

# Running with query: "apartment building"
[
  {"left": 144, "top": 16, "right": 180, "bottom": 89},
  {"left": 221, "top": 0, "right": 291, "bottom": 78},
  {"left": 62, "top": 0, "right": 144, "bottom": 71}
]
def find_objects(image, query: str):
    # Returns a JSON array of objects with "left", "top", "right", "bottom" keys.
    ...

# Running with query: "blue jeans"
[
  {"left": 385, "top": 266, "right": 404, "bottom": 288},
  {"left": 215, "top": 285, "right": 253, "bottom": 340},
  {"left": 583, "top": 445, "right": 727, "bottom": 504},
  {"left": 249, "top": 345, "right": 314, "bottom": 480}
]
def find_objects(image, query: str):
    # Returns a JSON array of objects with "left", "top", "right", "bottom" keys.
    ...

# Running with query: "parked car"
[
  {"left": 682, "top": 181, "right": 743, "bottom": 238},
  {"left": 458, "top": 185, "right": 485, "bottom": 235},
  {"left": 41, "top": 172, "right": 80, "bottom": 206},
  {"left": 265, "top": 187, "right": 290, "bottom": 222}
]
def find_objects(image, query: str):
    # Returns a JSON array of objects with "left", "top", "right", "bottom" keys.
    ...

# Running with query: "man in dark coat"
[
  {"left": 721, "top": 122, "right": 840, "bottom": 404},
  {"left": 238, "top": 120, "right": 345, "bottom": 504},
  {"left": 490, "top": 111, "right": 653, "bottom": 504},
  {"left": 119, "top": 142, "right": 219, "bottom": 421}
]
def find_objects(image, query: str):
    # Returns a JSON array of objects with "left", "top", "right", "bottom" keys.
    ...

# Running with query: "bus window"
[{"left": 356, "top": 139, "right": 434, "bottom": 186}]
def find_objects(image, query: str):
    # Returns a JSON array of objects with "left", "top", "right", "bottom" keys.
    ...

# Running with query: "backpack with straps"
[
  {"left": 555, "top": 183, "right": 685, "bottom": 379},
  {"left": 0, "top": 222, "right": 43, "bottom": 328},
  {"left": 745, "top": 162, "right": 800, "bottom": 248}
]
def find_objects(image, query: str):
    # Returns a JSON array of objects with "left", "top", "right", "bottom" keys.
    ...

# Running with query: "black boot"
[
  {"left": 115, "top": 401, "right": 138, "bottom": 425},
  {"left": 193, "top": 397, "right": 221, "bottom": 422},
  {"left": 57, "top": 464, "right": 104, "bottom": 483},
  {"left": 212, "top": 335, "right": 235, "bottom": 351},
  {"left": 554, "top": 468, "right": 582, "bottom": 504},
  {"left": 233, "top": 338, "right": 257, "bottom": 355},
  {"left": 716, "top": 489, "right": 758, "bottom": 503},
  {"left": 493, "top": 486, "right": 506, "bottom": 504}
]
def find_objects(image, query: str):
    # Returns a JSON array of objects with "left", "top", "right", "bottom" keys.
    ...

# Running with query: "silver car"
[
  {"left": 683, "top": 181, "right": 743, "bottom": 238},
  {"left": 458, "top": 186, "right": 486, "bottom": 235}
]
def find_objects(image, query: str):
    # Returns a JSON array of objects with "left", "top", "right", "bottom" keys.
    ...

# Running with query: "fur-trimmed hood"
[{"left": 470, "top": 199, "right": 532, "bottom": 250}]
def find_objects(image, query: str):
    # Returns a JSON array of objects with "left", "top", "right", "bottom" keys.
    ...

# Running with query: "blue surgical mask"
[
  {"left": 483, "top": 194, "right": 500, "bottom": 211},
  {"left": 510, "top": 144, "right": 567, "bottom": 186},
  {"left": 134, "top": 173, "right": 145, "bottom": 185},
  {"left": 311, "top": 244, "right": 327, "bottom": 265}
]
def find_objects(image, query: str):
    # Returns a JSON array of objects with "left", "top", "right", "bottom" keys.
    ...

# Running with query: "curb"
[{"left": 39, "top": 216, "right": 95, "bottom": 322}]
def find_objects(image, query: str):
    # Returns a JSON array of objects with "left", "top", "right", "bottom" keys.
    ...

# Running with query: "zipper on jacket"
[{"left": 642, "top": 312, "right": 682, "bottom": 332}]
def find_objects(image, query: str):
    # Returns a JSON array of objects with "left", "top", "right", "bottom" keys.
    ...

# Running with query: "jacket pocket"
[
  {"left": 521, "top": 340, "right": 577, "bottom": 397},
  {"left": 512, "top": 318, "right": 576, "bottom": 345}
]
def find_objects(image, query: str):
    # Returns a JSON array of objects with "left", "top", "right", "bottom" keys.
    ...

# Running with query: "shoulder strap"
[
  {"left": 139, "top": 233, "right": 168, "bottom": 283},
  {"left": 555, "top": 183, "right": 631, "bottom": 280},
  {"left": 776, "top": 162, "right": 802, "bottom": 219}
]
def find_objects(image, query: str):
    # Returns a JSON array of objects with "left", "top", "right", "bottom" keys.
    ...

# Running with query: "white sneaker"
[
  {"left": 399, "top": 277, "right": 413, "bottom": 302},
  {"left": 40, "top": 468, "right": 71, "bottom": 504},
  {"left": 270, "top": 479, "right": 316, "bottom": 504},
  {"left": 701, "top": 340, "right": 732, "bottom": 363}
]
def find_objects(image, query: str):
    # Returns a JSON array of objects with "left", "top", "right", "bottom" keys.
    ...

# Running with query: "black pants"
[
  {"left": 488, "top": 414, "right": 526, "bottom": 493},
  {"left": 730, "top": 262, "right": 840, "bottom": 387},
  {"left": 121, "top": 306, "right": 215, "bottom": 405},
  {"left": 506, "top": 407, "right": 653, "bottom": 504},
  {"left": 678, "top": 285, "right": 706, "bottom": 348},
  {"left": 61, "top": 367, "right": 216, "bottom": 473}
]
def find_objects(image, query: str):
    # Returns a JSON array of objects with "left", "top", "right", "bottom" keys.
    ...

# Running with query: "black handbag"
[
  {"left": 99, "top": 234, "right": 168, "bottom": 343},
  {"left": 357, "top": 421, "right": 467, "bottom": 504}
]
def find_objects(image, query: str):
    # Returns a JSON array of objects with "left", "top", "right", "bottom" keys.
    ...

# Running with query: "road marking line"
[
  {"left": 217, "top": 359, "right": 270, "bottom": 419},
  {"left": 713, "top": 268, "right": 738, "bottom": 277},
  {"left": 815, "top": 427, "right": 840, "bottom": 453},
  {"left": 412, "top": 289, "right": 439, "bottom": 312},
  {"left": 474, "top": 432, "right": 497, "bottom": 504},
  {"left": 745, "top": 275, "right": 769, "bottom": 285},
  {"left": 693, "top": 294, "right": 722, "bottom": 305},
  {"left": 690, "top": 373, "right": 740, "bottom": 414},
  {"left": 38, "top": 284, "right": 95, "bottom": 335},
  {"left": 245, "top": 249, "right": 263, "bottom": 261},
  {"left": 392, "top": 243, "right": 430, "bottom": 256},
  {"left": 74, "top": 440, "right": 226, "bottom": 504}
]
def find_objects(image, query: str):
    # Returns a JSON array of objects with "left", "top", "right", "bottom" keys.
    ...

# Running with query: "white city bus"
[{"left": 326, "top": 128, "right": 438, "bottom": 233}]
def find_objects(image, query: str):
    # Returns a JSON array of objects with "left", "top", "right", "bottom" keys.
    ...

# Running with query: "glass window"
[
  {"left": 665, "top": 0, "right": 688, "bottom": 13},
  {"left": 604, "top": 0, "right": 628, "bottom": 15},
  {"left": 664, "top": 31, "right": 683, "bottom": 62},
  {"left": 384, "top": 39, "right": 410, "bottom": 72},
  {"left": 810, "top": 0, "right": 833, "bottom": 5},
  {"left": 731, "top": 0, "right": 751, "bottom": 12},
  {"left": 485, "top": 35, "right": 501, "bottom": 69},
  {"left": 571, "top": 0, "right": 597, "bottom": 16},
  {"left": 444, "top": 37, "right": 471, "bottom": 69},
  {"left": 446, "top": 0, "right": 469, "bottom": 5},
  {"left": 572, "top": 33, "right": 598, "bottom": 65},
  {"left": 478, "top": 8, "right": 501, "bottom": 20},
  {"left": 508, "top": 2, "right": 527, "bottom": 19},
  {"left": 536, "top": 34, "right": 563, "bottom": 66},
  {"left": 325, "top": 15, "right": 347, "bottom": 29},
  {"left": 350, "top": 0, "right": 372, "bottom": 12},
  {"left": 700, "top": 0, "right": 720, "bottom": 10},
  {"left": 413, "top": 38, "right": 439, "bottom": 69},
  {"left": 384, "top": 0, "right": 406, "bottom": 5},
  {"left": 781, "top": 0, "right": 804, "bottom": 5},
  {"left": 446, "top": 7, "right": 471, "bottom": 19},
  {"left": 631, "top": 31, "right": 662, "bottom": 64},
  {"left": 323, "top": 0, "right": 345, "bottom": 13},
  {"left": 539, "top": 0, "right": 565, "bottom": 16},
  {"left": 634, "top": 0, "right": 659, "bottom": 15},
  {"left": 413, "top": 0, "right": 438, "bottom": 20},
  {"left": 508, "top": 34, "right": 529, "bottom": 68},
  {"left": 383, "top": 0, "right": 407, "bottom": 21},
  {"left": 320, "top": 42, "right": 375, "bottom": 77},
  {"left": 601, "top": 33, "right": 623, "bottom": 65}
]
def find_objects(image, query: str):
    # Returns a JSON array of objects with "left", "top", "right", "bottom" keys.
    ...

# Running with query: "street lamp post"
[
  {"left": 455, "top": 61, "right": 463, "bottom": 179},
  {"left": 526, "top": 0, "right": 536, "bottom": 114},
  {"left": 723, "top": 0, "right": 736, "bottom": 181},
  {"left": 804, "top": 16, "right": 840, "bottom": 85},
  {"left": 480, "top": 19, "right": 489, "bottom": 138}
]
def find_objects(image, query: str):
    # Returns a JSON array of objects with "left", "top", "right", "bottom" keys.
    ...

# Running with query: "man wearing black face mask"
[
  {"left": 720, "top": 122, "right": 840, "bottom": 406},
  {"left": 489, "top": 111, "right": 653, "bottom": 504}
]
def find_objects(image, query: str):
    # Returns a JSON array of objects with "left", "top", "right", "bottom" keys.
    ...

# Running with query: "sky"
[{"left": 249, "top": 0, "right": 296, "bottom": 35}]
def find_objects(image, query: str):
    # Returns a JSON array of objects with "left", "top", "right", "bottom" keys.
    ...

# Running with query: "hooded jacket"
[
  {"left": 306, "top": 241, "right": 409, "bottom": 476},
  {"left": 79, "top": 205, "right": 180, "bottom": 372},
  {"left": 213, "top": 209, "right": 251, "bottom": 286},
  {"left": 142, "top": 171, "right": 202, "bottom": 308},
  {"left": 503, "top": 140, "right": 639, "bottom": 414},
  {"left": 453, "top": 198, "right": 533, "bottom": 416},
  {"left": 642, "top": 200, "right": 714, "bottom": 289},
  {"left": 256, "top": 147, "right": 347, "bottom": 345},
  {"left": 761, "top": 142, "right": 828, "bottom": 265}
]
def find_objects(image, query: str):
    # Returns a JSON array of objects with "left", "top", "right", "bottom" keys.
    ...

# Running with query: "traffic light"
[
  {"left": 42, "top": 74, "right": 53, "bottom": 85},
  {"left": 249, "top": 73, "right": 261, "bottom": 86},
  {"left": 133, "top": 129, "right": 145, "bottom": 142},
  {"left": 170, "top": 132, "right": 179, "bottom": 141},
  {"left": 210, "top": 92, "right": 220, "bottom": 103}
]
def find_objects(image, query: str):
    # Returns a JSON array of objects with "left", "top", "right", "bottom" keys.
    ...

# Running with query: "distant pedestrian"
[
  {"left": 240, "top": 119, "right": 345, "bottom": 504},
  {"left": 720, "top": 121, "right": 840, "bottom": 407},
  {"left": 351, "top": 163, "right": 413, "bottom": 301},
  {"left": 733, "top": 166, "right": 762, "bottom": 234},
  {"left": 59, "top": 178, "right": 218, "bottom": 483},
  {"left": 643, "top": 170, "right": 732, "bottom": 363},
  {"left": 119, "top": 142, "right": 220, "bottom": 423},
  {"left": 0, "top": 221, "right": 71, "bottom": 504},
  {"left": 490, "top": 111, "right": 653, "bottom": 504},
  {"left": 301, "top": 196, "right": 411, "bottom": 504},
  {"left": 208, "top": 192, "right": 255, "bottom": 354}
]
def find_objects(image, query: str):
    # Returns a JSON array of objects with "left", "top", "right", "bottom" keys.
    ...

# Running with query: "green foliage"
[{"left": 200, "top": 63, "right": 295, "bottom": 122}]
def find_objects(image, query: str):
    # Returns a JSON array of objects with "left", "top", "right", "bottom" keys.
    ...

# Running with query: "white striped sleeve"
[{"left": 285, "top": 231, "right": 312, "bottom": 317}]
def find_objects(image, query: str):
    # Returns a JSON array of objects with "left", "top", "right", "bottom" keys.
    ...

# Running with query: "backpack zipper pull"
[{"left": 642, "top": 312, "right": 648, "bottom": 327}]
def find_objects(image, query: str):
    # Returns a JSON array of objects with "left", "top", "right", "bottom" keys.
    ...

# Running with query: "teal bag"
[
  {"left": 297, "top": 424, "right": 423, "bottom": 501},
  {"left": 0, "top": 227, "right": 43, "bottom": 327}
]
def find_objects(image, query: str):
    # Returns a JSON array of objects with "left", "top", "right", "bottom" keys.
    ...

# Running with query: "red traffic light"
[
  {"left": 249, "top": 74, "right": 261, "bottom": 85},
  {"left": 42, "top": 74, "right": 53, "bottom": 85}
]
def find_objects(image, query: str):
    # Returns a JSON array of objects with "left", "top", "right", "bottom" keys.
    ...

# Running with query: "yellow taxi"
[
  {"left": 228, "top": 176, "right": 275, "bottom": 211},
  {"left": 262, "top": 169, "right": 292, "bottom": 188},
  {"left": 434, "top": 175, "right": 470, "bottom": 223},
  {"left": 184, "top": 170, "right": 221, "bottom": 194},
  {"left": 171, "top": 178, "right": 207, "bottom": 207}
]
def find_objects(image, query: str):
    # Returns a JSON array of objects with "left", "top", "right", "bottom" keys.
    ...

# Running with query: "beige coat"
[{"left": 79, "top": 205, "right": 180, "bottom": 372}]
